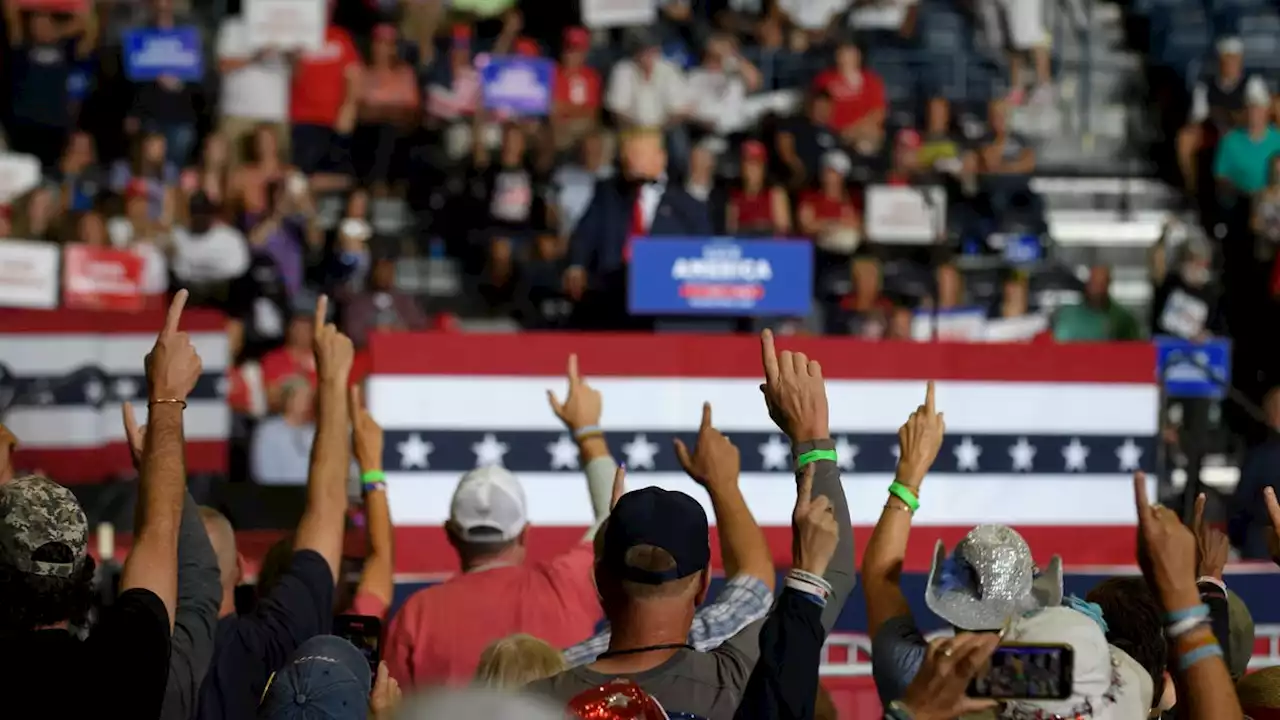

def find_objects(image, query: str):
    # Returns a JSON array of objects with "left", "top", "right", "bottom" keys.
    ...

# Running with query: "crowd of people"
[{"left": 0, "top": 295, "right": 1273, "bottom": 720}]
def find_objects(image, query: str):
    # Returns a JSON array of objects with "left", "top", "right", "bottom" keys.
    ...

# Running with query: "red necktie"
[{"left": 625, "top": 189, "right": 646, "bottom": 263}]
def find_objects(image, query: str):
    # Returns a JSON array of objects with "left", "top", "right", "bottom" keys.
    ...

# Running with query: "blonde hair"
[{"left": 474, "top": 634, "right": 568, "bottom": 690}]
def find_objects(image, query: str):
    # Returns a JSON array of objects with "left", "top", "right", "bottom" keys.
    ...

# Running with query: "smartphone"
[
  {"left": 968, "top": 643, "right": 1074, "bottom": 700},
  {"left": 333, "top": 614, "right": 382, "bottom": 680}
]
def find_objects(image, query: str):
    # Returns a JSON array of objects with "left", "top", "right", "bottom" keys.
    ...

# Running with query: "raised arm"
[
  {"left": 351, "top": 385, "right": 394, "bottom": 613},
  {"left": 293, "top": 295, "right": 355, "bottom": 582},
  {"left": 547, "top": 353, "right": 613, "bottom": 524},
  {"left": 759, "top": 329, "right": 854, "bottom": 631},
  {"left": 121, "top": 290, "right": 203, "bottom": 630}
]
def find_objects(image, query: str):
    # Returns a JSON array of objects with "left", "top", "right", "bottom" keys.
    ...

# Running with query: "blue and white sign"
[
  {"left": 628, "top": 238, "right": 813, "bottom": 316},
  {"left": 1155, "top": 336, "right": 1231, "bottom": 400},
  {"left": 123, "top": 27, "right": 203, "bottom": 82},
  {"left": 480, "top": 56, "right": 553, "bottom": 116}
]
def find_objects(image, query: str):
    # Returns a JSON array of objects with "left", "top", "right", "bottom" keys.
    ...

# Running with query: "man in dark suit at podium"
[{"left": 563, "top": 128, "right": 712, "bottom": 330}]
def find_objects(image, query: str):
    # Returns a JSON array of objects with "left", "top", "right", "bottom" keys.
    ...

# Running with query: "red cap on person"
[
  {"left": 452, "top": 24, "right": 472, "bottom": 43},
  {"left": 564, "top": 27, "right": 590, "bottom": 51},
  {"left": 741, "top": 139, "right": 767, "bottom": 161},
  {"left": 514, "top": 37, "right": 540, "bottom": 57}
]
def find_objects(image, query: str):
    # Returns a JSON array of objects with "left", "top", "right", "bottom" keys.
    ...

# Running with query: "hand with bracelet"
[
  {"left": 758, "top": 329, "right": 828, "bottom": 444},
  {"left": 792, "top": 465, "right": 838, "bottom": 579},
  {"left": 145, "top": 288, "right": 203, "bottom": 411},
  {"left": 547, "top": 353, "right": 607, "bottom": 460},
  {"left": 890, "top": 634, "right": 1000, "bottom": 720},
  {"left": 891, "top": 381, "right": 946, "bottom": 514},
  {"left": 350, "top": 386, "right": 385, "bottom": 492},
  {"left": 673, "top": 402, "right": 739, "bottom": 494}
]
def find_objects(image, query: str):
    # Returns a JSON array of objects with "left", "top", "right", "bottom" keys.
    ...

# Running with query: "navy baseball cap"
[
  {"left": 602, "top": 487, "right": 710, "bottom": 584},
  {"left": 259, "top": 635, "right": 372, "bottom": 720}
]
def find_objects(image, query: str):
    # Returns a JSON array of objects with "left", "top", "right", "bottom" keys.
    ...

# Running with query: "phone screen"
[
  {"left": 968, "top": 643, "right": 1073, "bottom": 700},
  {"left": 333, "top": 614, "right": 382, "bottom": 680}
]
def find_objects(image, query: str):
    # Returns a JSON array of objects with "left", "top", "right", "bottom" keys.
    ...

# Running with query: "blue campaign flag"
[
  {"left": 1155, "top": 335, "right": 1231, "bottom": 399},
  {"left": 122, "top": 27, "right": 203, "bottom": 82},
  {"left": 628, "top": 238, "right": 813, "bottom": 317},
  {"left": 480, "top": 56, "right": 553, "bottom": 116}
]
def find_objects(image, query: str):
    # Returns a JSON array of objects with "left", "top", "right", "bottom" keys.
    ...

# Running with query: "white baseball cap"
[{"left": 449, "top": 466, "right": 528, "bottom": 543}]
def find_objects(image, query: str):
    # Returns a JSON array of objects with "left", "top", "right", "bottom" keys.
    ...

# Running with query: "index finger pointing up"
[
  {"left": 314, "top": 294, "right": 330, "bottom": 334},
  {"left": 925, "top": 380, "right": 936, "bottom": 415},
  {"left": 760, "top": 329, "right": 779, "bottom": 386},
  {"left": 567, "top": 353, "right": 580, "bottom": 383},
  {"left": 700, "top": 401, "right": 712, "bottom": 431},
  {"left": 163, "top": 289, "right": 189, "bottom": 336},
  {"left": 1133, "top": 471, "right": 1151, "bottom": 520}
]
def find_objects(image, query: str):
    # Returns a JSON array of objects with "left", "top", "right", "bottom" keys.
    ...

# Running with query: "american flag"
[{"left": 367, "top": 333, "right": 1159, "bottom": 577}]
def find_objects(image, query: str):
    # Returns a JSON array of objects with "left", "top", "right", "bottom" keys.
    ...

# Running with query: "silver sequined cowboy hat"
[{"left": 925, "top": 524, "right": 1064, "bottom": 631}]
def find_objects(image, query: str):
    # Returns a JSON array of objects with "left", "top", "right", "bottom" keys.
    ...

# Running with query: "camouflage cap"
[{"left": 0, "top": 475, "right": 88, "bottom": 578}]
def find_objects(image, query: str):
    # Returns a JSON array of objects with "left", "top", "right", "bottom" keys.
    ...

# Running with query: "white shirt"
[
  {"left": 638, "top": 182, "right": 663, "bottom": 229},
  {"left": 217, "top": 17, "right": 291, "bottom": 122},
  {"left": 685, "top": 66, "right": 747, "bottom": 135},
  {"left": 170, "top": 223, "right": 251, "bottom": 283},
  {"left": 848, "top": 0, "right": 917, "bottom": 29},
  {"left": 105, "top": 217, "right": 170, "bottom": 295},
  {"left": 606, "top": 58, "right": 688, "bottom": 127},
  {"left": 777, "top": 0, "right": 851, "bottom": 29}
]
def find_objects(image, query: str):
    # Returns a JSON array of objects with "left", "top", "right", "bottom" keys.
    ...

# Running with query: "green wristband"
[
  {"left": 887, "top": 482, "right": 920, "bottom": 512},
  {"left": 361, "top": 470, "right": 386, "bottom": 485},
  {"left": 795, "top": 449, "right": 838, "bottom": 470}
]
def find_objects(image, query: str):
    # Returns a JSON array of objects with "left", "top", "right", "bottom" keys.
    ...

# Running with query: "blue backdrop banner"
[
  {"left": 123, "top": 27, "right": 203, "bottom": 81},
  {"left": 628, "top": 238, "right": 813, "bottom": 316},
  {"left": 480, "top": 56, "right": 553, "bottom": 115}
]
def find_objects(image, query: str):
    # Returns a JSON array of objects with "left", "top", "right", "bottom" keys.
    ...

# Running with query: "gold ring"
[{"left": 942, "top": 646, "right": 954, "bottom": 658}]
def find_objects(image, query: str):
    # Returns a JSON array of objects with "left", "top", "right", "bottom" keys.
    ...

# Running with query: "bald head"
[{"left": 199, "top": 506, "right": 238, "bottom": 587}]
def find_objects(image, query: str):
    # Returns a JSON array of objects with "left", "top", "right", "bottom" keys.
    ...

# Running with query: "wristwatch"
[{"left": 884, "top": 700, "right": 916, "bottom": 720}]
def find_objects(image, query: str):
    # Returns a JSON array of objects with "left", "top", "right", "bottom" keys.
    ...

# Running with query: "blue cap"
[
  {"left": 258, "top": 635, "right": 372, "bottom": 720},
  {"left": 602, "top": 487, "right": 710, "bottom": 584}
]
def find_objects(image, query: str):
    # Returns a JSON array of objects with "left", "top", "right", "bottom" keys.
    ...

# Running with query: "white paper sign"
[
  {"left": 0, "top": 153, "right": 41, "bottom": 204},
  {"left": 0, "top": 239, "right": 60, "bottom": 309},
  {"left": 245, "top": 0, "right": 325, "bottom": 52},
  {"left": 864, "top": 184, "right": 947, "bottom": 245},
  {"left": 984, "top": 314, "right": 1049, "bottom": 342},
  {"left": 581, "top": 0, "right": 656, "bottom": 28}
]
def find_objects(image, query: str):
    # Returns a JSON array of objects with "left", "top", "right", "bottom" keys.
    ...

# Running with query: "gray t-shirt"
[
  {"left": 527, "top": 619, "right": 763, "bottom": 720},
  {"left": 870, "top": 614, "right": 927, "bottom": 703}
]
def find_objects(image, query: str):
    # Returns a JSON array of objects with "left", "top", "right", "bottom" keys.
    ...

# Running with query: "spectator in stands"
[
  {"left": 384, "top": 357, "right": 617, "bottom": 686},
  {"left": 886, "top": 129, "right": 923, "bottom": 185},
  {"left": 250, "top": 376, "right": 315, "bottom": 486},
  {"left": 341, "top": 254, "right": 428, "bottom": 349},
  {"left": 563, "top": 128, "right": 712, "bottom": 330},
  {"left": 776, "top": 91, "right": 838, "bottom": 189},
  {"left": 977, "top": 98, "right": 1035, "bottom": 176},
  {"left": 107, "top": 179, "right": 170, "bottom": 296},
  {"left": 4, "top": 1, "right": 94, "bottom": 171},
  {"left": 829, "top": 255, "right": 893, "bottom": 337},
  {"left": 988, "top": 269, "right": 1034, "bottom": 319},
  {"left": 551, "top": 27, "right": 601, "bottom": 152},
  {"left": 1086, "top": 577, "right": 1176, "bottom": 715},
  {"left": 976, "top": 0, "right": 1051, "bottom": 106},
  {"left": 685, "top": 142, "right": 720, "bottom": 210},
  {"left": 227, "top": 249, "right": 291, "bottom": 365},
  {"left": 196, "top": 298, "right": 355, "bottom": 720},
  {"left": 231, "top": 124, "right": 288, "bottom": 218},
  {"left": 1151, "top": 235, "right": 1220, "bottom": 339},
  {"left": 183, "top": 132, "right": 229, "bottom": 208},
  {"left": 112, "top": 131, "right": 179, "bottom": 224},
  {"left": 727, "top": 140, "right": 790, "bottom": 236},
  {"left": 605, "top": 33, "right": 691, "bottom": 175},
  {"left": 126, "top": 0, "right": 201, "bottom": 167},
  {"left": 215, "top": 12, "right": 290, "bottom": 169},
  {"left": 799, "top": 151, "right": 862, "bottom": 260},
  {"left": 475, "top": 635, "right": 569, "bottom": 689},
  {"left": 1214, "top": 84, "right": 1280, "bottom": 196},
  {"left": 0, "top": 294, "right": 200, "bottom": 715},
  {"left": 932, "top": 262, "right": 965, "bottom": 310},
  {"left": 334, "top": 189, "right": 374, "bottom": 283},
  {"left": 549, "top": 130, "right": 613, "bottom": 239},
  {"left": 1177, "top": 37, "right": 1267, "bottom": 195},
  {"left": 289, "top": 16, "right": 362, "bottom": 193},
  {"left": 246, "top": 178, "right": 323, "bottom": 300},
  {"left": 424, "top": 26, "right": 481, "bottom": 134},
  {"left": 261, "top": 307, "right": 318, "bottom": 410},
  {"left": 472, "top": 123, "right": 546, "bottom": 302},
  {"left": 52, "top": 131, "right": 103, "bottom": 215},
  {"left": 1052, "top": 265, "right": 1142, "bottom": 341},
  {"left": 813, "top": 42, "right": 886, "bottom": 155},
  {"left": 917, "top": 97, "right": 970, "bottom": 178},
  {"left": 777, "top": 0, "right": 848, "bottom": 40},
  {"left": 170, "top": 192, "right": 251, "bottom": 293},
  {"left": 686, "top": 33, "right": 763, "bottom": 140},
  {"left": 355, "top": 24, "right": 419, "bottom": 195}
]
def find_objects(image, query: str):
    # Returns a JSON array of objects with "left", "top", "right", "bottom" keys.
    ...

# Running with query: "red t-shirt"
[
  {"left": 260, "top": 347, "right": 317, "bottom": 391},
  {"left": 290, "top": 26, "right": 362, "bottom": 126},
  {"left": 383, "top": 544, "right": 599, "bottom": 687},
  {"left": 812, "top": 69, "right": 886, "bottom": 132},
  {"left": 730, "top": 187, "right": 777, "bottom": 234},
  {"left": 799, "top": 189, "right": 858, "bottom": 223},
  {"left": 553, "top": 65, "right": 601, "bottom": 112}
]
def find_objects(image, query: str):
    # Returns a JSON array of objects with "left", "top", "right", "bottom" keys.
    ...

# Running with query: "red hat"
[
  {"left": 125, "top": 178, "right": 149, "bottom": 200},
  {"left": 514, "top": 37, "right": 540, "bottom": 57},
  {"left": 452, "top": 24, "right": 472, "bottom": 44},
  {"left": 741, "top": 139, "right": 767, "bottom": 161},
  {"left": 896, "top": 128, "right": 922, "bottom": 149},
  {"left": 568, "top": 680, "right": 669, "bottom": 720},
  {"left": 372, "top": 23, "right": 397, "bottom": 41},
  {"left": 564, "top": 26, "right": 590, "bottom": 51}
]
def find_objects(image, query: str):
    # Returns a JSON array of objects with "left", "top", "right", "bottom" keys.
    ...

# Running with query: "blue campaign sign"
[
  {"left": 628, "top": 238, "right": 813, "bottom": 317},
  {"left": 1155, "top": 336, "right": 1231, "bottom": 399},
  {"left": 480, "top": 56, "right": 553, "bottom": 116},
  {"left": 123, "top": 27, "right": 203, "bottom": 82}
]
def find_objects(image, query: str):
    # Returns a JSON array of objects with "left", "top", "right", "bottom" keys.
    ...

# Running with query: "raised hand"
[
  {"left": 547, "top": 353, "right": 602, "bottom": 432},
  {"left": 145, "top": 290, "right": 203, "bottom": 403},
  {"left": 758, "top": 329, "right": 829, "bottom": 443},
  {"left": 1263, "top": 487, "right": 1280, "bottom": 567},
  {"left": 122, "top": 402, "right": 147, "bottom": 471},
  {"left": 1192, "top": 492, "right": 1228, "bottom": 581},
  {"left": 792, "top": 464, "right": 838, "bottom": 575},
  {"left": 1134, "top": 471, "right": 1199, "bottom": 608},
  {"left": 896, "top": 381, "right": 946, "bottom": 492},
  {"left": 312, "top": 295, "right": 354, "bottom": 385},
  {"left": 672, "top": 402, "right": 740, "bottom": 492},
  {"left": 610, "top": 464, "right": 627, "bottom": 510},
  {"left": 899, "top": 634, "right": 1000, "bottom": 720},
  {"left": 349, "top": 385, "right": 383, "bottom": 472}
]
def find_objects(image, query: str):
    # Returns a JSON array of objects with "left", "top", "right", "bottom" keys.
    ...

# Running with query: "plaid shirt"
[{"left": 562, "top": 574, "right": 774, "bottom": 666}]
